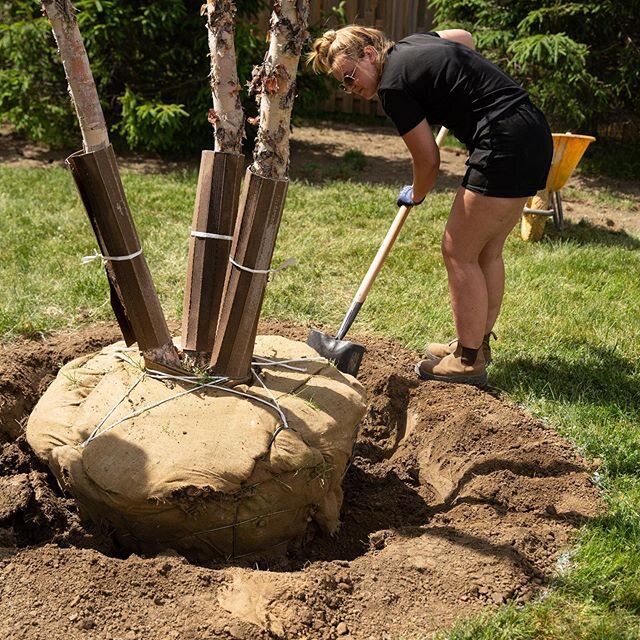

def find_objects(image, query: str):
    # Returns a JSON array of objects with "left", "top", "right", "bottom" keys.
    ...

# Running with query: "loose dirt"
[{"left": 1, "top": 320, "right": 603, "bottom": 640}]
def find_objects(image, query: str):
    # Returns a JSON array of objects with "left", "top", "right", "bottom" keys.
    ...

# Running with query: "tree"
[
  {"left": 210, "top": 0, "right": 310, "bottom": 378},
  {"left": 181, "top": 0, "right": 245, "bottom": 364},
  {"left": 430, "top": 0, "right": 640, "bottom": 132},
  {"left": 41, "top": 0, "right": 181, "bottom": 370}
]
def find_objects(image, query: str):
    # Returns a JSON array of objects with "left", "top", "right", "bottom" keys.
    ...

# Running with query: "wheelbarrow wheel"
[{"left": 520, "top": 192, "right": 549, "bottom": 242}]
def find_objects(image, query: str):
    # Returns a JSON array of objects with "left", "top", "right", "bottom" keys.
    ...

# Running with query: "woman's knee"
[
  {"left": 442, "top": 249, "right": 478, "bottom": 279},
  {"left": 440, "top": 236, "right": 456, "bottom": 270},
  {"left": 478, "top": 246, "right": 504, "bottom": 269},
  {"left": 441, "top": 234, "right": 476, "bottom": 270}
]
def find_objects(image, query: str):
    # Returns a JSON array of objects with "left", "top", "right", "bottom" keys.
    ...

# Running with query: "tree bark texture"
[
  {"left": 180, "top": 1, "right": 245, "bottom": 363},
  {"left": 41, "top": 0, "right": 108, "bottom": 152},
  {"left": 204, "top": 0, "right": 245, "bottom": 153},
  {"left": 210, "top": 0, "right": 309, "bottom": 378},
  {"left": 249, "top": 0, "right": 310, "bottom": 178}
]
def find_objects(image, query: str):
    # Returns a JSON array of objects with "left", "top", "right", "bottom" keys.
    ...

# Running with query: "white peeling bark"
[
  {"left": 204, "top": 0, "right": 245, "bottom": 153},
  {"left": 249, "top": 0, "right": 310, "bottom": 178},
  {"left": 41, "top": 0, "right": 108, "bottom": 152}
]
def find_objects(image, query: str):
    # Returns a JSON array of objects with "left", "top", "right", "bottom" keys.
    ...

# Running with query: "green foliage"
[
  {"left": 0, "top": 3, "right": 75, "bottom": 145},
  {"left": 506, "top": 33, "right": 603, "bottom": 128},
  {"left": 430, "top": 0, "right": 640, "bottom": 133},
  {"left": 0, "top": 1, "right": 348, "bottom": 152},
  {"left": 0, "top": 0, "right": 268, "bottom": 153},
  {"left": 2, "top": 2, "right": 639, "bottom": 150},
  {"left": 116, "top": 88, "right": 189, "bottom": 152}
]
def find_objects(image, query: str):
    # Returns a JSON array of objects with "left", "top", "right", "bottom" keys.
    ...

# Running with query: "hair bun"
[
  {"left": 323, "top": 29, "right": 337, "bottom": 43},
  {"left": 315, "top": 29, "right": 336, "bottom": 54}
]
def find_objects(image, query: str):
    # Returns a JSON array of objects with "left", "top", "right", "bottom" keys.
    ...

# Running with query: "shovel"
[{"left": 307, "top": 126, "right": 449, "bottom": 377}]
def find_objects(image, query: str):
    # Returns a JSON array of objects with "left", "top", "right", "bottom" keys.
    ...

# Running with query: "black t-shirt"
[{"left": 378, "top": 33, "right": 528, "bottom": 147}]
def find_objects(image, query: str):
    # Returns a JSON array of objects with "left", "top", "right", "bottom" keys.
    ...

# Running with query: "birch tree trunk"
[
  {"left": 41, "top": 0, "right": 108, "bottom": 152},
  {"left": 205, "top": 0, "right": 245, "bottom": 153},
  {"left": 210, "top": 0, "right": 310, "bottom": 378},
  {"left": 181, "top": 1, "right": 245, "bottom": 364},
  {"left": 249, "top": 0, "right": 310, "bottom": 178},
  {"left": 42, "top": 0, "right": 180, "bottom": 371}
]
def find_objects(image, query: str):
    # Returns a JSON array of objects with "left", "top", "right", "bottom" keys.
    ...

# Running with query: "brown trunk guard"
[
  {"left": 66, "top": 144, "right": 174, "bottom": 354},
  {"left": 210, "top": 169, "right": 288, "bottom": 379},
  {"left": 181, "top": 151, "right": 243, "bottom": 355}
]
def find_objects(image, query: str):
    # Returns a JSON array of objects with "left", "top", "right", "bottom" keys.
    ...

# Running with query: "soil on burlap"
[{"left": 0, "top": 321, "right": 603, "bottom": 640}]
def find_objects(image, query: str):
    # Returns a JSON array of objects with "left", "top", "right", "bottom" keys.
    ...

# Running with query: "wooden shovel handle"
[{"left": 352, "top": 126, "right": 449, "bottom": 304}]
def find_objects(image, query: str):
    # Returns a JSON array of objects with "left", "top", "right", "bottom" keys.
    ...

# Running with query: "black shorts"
[{"left": 462, "top": 100, "right": 553, "bottom": 198}]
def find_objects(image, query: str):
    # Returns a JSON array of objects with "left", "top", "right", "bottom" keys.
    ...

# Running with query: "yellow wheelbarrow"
[{"left": 521, "top": 133, "right": 596, "bottom": 241}]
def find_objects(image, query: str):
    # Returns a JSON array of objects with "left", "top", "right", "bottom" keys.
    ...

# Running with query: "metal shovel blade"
[{"left": 307, "top": 328, "right": 366, "bottom": 377}]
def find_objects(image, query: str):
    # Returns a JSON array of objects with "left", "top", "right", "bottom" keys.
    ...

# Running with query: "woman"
[{"left": 308, "top": 26, "right": 553, "bottom": 386}]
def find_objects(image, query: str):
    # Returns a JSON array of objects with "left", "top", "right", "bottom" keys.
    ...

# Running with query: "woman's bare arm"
[
  {"left": 435, "top": 29, "right": 475, "bottom": 50},
  {"left": 401, "top": 120, "right": 440, "bottom": 203}
]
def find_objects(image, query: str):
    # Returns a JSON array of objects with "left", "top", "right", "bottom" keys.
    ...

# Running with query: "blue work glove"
[{"left": 397, "top": 185, "right": 425, "bottom": 208}]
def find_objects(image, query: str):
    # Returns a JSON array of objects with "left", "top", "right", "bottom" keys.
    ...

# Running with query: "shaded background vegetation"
[
  {"left": 432, "top": 0, "right": 639, "bottom": 134},
  {"left": 0, "top": 0, "right": 272, "bottom": 153},
  {"left": 1, "top": 0, "right": 639, "bottom": 164}
]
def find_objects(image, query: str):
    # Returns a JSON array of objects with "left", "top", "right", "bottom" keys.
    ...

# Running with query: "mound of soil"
[{"left": 0, "top": 321, "right": 603, "bottom": 640}]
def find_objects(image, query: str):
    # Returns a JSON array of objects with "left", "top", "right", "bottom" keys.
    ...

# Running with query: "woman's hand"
[{"left": 397, "top": 185, "right": 424, "bottom": 207}]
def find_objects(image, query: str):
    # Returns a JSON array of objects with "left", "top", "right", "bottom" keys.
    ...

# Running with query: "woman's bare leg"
[{"left": 442, "top": 187, "right": 527, "bottom": 349}]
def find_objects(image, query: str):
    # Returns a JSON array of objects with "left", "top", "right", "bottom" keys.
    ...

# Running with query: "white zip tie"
[
  {"left": 229, "top": 256, "right": 297, "bottom": 276},
  {"left": 190, "top": 230, "right": 233, "bottom": 241},
  {"left": 82, "top": 247, "right": 143, "bottom": 265}
]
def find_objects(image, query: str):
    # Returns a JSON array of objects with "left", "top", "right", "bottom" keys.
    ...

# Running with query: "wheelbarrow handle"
[{"left": 335, "top": 126, "right": 448, "bottom": 341}]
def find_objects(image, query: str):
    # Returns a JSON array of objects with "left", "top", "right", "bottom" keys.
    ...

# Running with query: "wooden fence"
[
  {"left": 260, "top": 1, "right": 435, "bottom": 115},
  {"left": 308, "top": 0, "right": 433, "bottom": 40}
]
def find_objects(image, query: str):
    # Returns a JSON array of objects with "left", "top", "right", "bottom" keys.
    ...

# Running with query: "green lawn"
[{"left": 1, "top": 159, "right": 639, "bottom": 639}]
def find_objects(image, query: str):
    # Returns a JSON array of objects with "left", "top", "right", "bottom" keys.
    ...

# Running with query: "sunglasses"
[{"left": 339, "top": 61, "right": 360, "bottom": 93}]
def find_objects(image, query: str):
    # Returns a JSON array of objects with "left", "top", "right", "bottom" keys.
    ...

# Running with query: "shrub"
[
  {"left": 430, "top": 0, "right": 640, "bottom": 133},
  {"left": 0, "top": 0, "right": 268, "bottom": 153}
]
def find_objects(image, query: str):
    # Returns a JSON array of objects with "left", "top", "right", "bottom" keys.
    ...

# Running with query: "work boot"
[
  {"left": 415, "top": 346, "right": 488, "bottom": 386},
  {"left": 425, "top": 331, "right": 496, "bottom": 365}
]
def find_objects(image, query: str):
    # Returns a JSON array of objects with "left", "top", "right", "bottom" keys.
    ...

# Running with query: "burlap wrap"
[{"left": 26, "top": 336, "right": 367, "bottom": 560}]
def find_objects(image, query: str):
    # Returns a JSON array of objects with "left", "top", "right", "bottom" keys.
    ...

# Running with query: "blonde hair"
[{"left": 307, "top": 25, "right": 393, "bottom": 75}]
